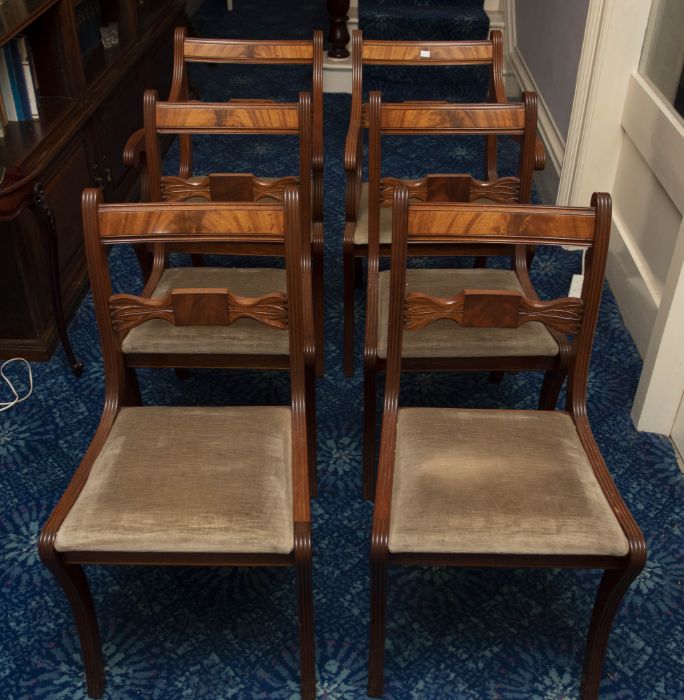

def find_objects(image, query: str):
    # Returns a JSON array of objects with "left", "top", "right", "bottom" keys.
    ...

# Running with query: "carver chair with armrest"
[
  {"left": 367, "top": 186, "right": 646, "bottom": 699},
  {"left": 39, "top": 187, "right": 317, "bottom": 700},
  {"left": 124, "top": 26, "right": 324, "bottom": 223},
  {"left": 343, "top": 29, "right": 546, "bottom": 375},
  {"left": 361, "top": 93, "right": 565, "bottom": 497},
  {"left": 124, "top": 28, "right": 325, "bottom": 373},
  {"left": 123, "top": 94, "right": 319, "bottom": 491}
]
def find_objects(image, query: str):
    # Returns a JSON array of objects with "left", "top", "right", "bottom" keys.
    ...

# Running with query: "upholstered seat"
[
  {"left": 122, "top": 267, "right": 290, "bottom": 356},
  {"left": 55, "top": 406, "right": 293, "bottom": 554},
  {"left": 352, "top": 183, "right": 393, "bottom": 246},
  {"left": 377, "top": 268, "right": 559, "bottom": 359},
  {"left": 388, "top": 407, "right": 628, "bottom": 556}
]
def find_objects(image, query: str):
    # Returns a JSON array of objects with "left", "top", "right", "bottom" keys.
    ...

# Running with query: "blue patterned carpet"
[{"left": 2, "top": 1, "right": 683, "bottom": 698}]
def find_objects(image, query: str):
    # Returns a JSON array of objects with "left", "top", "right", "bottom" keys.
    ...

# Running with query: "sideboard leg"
[{"left": 32, "top": 183, "right": 84, "bottom": 377}]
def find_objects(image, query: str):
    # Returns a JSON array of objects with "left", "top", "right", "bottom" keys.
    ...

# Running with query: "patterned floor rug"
[{"left": 1, "top": 1, "right": 683, "bottom": 698}]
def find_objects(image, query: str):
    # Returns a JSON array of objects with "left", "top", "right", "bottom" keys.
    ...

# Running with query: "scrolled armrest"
[{"left": 123, "top": 128, "right": 146, "bottom": 167}]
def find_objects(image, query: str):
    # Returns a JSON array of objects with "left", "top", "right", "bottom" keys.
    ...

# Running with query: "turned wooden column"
[{"left": 327, "top": 0, "right": 350, "bottom": 59}]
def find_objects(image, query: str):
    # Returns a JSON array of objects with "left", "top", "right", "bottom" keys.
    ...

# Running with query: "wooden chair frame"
[
  {"left": 342, "top": 28, "right": 545, "bottom": 376},
  {"left": 367, "top": 187, "right": 646, "bottom": 699},
  {"left": 39, "top": 188, "right": 317, "bottom": 700},
  {"left": 124, "top": 28, "right": 325, "bottom": 374},
  {"left": 361, "top": 92, "right": 568, "bottom": 498}
]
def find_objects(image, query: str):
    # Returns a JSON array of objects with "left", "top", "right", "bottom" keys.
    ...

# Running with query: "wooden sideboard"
[{"left": 0, "top": 0, "right": 186, "bottom": 363}]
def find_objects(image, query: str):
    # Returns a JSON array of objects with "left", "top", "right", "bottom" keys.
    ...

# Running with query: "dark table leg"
[{"left": 31, "top": 183, "right": 84, "bottom": 376}]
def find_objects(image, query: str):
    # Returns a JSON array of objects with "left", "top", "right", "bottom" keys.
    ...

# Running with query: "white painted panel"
[
  {"left": 613, "top": 136, "right": 682, "bottom": 301},
  {"left": 605, "top": 214, "right": 658, "bottom": 356},
  {"left": 633, "top": 220, "right": 684, "bottom": 433},
  {"left": 623, "top": 74, "right": 684, "bottom": 213}
]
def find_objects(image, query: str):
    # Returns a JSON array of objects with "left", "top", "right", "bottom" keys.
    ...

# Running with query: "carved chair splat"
[{"left": 39, "top": 189, "right": 317, "bottom": 700}]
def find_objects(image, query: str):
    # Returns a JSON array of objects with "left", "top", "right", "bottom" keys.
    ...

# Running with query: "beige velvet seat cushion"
[
  {"left": 388, "top": 408, "right": 629, "bottom": 557},
  {"left": 377, "top": 268, "right": 559, "bottom": 359},
  {"left": 122, "top": 267, "right": 289, "bottom": 356},
  {"left": 55, "top": 406, "right": 293, "bottom": 554},
  {"left": 352, "top": 183, "right": 393, "bottom": 246}
]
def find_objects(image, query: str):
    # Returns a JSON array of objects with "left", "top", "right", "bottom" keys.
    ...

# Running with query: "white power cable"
[{"left": 0, "top": 358, "right": 33, "bottom": 412}]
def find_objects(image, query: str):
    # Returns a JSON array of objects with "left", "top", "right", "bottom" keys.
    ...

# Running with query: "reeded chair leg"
[
  {"left": 539, "top": 366, "right": 566, "bottom": 410},
  {"left": 580, "top": 566, "right": 643, "bottom": 699},
  {"left": 295, "top": 533, "right": 316, "bottom": 700},
  {"left": 313, "top": 242, "right": 325, "bottom": 378},
  {"left": 367, "top": 558, "right": 388, "bottom": 697},
  {"left": 343, "top": 246, "right": 356, "bottom": 377},
  {"left": 42, "top": 557, "right": 105, "bottom": 698},
  {"left": 305, "top": 362, "right": 318, "bottom": 498},
  {"left": 363, "top": 364, "right": 377, "bottom": 500}
]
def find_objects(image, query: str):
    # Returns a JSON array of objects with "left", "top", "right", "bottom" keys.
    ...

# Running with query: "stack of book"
[{"left": 0, "top": 37, "right": 40, "bottom": 136}]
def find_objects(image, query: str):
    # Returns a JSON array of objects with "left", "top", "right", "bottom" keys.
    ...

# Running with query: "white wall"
[
  {"left": 515, "top": 0, "right": 589, "bottom": 140},
  {"left": 504, "top": 0, "right": 590, "bottom": 201}
]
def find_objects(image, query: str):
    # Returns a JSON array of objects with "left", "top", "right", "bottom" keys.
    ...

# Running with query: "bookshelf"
[{"left": 0, "top": 0, "right": 186, "bottom": 362}]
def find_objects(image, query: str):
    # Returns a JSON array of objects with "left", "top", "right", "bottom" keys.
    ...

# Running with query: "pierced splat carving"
[
  {"left": 161, "top": 176, "right": 210, "bottom": 201},
  {"left": 380, "top": 177, "right": 428, "bottom": 206},
  {"left": 159, "top": 174, "right": 300, "bottom": 203},
  {"left": 253, "top": 176, "right": 300, "bottom": 202},
  {"left": 469, "top": 176, "right": 520, "bottom": 203},
  {"left": 404, "top": 289, "right": 584, "bottom": 334},
  {"left": 110, "top": 288, "right": 289, "bottom": 333}
]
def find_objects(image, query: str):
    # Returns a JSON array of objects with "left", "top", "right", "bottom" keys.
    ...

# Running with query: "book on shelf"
[
  {"left": 17, "top": 37, "right": 39, "bottom": 118},
  {"left": 0, "top": 37, "right": 40, "bottom": 123},
  {"left": 0, "top": 50, "right": 17, "bottom": 121}
]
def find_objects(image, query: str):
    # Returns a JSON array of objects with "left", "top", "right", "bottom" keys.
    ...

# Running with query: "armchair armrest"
[{"left": 123, "top": 128, "right": 146, "bottom": 167}]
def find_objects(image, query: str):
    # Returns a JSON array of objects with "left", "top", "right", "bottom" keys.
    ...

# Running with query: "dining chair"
[
  {"left": 361, "top": 92, "right": 564, "bottom": 498},
  {"left": 124, "top": 27, "right": 323, "bottom": 366},
  {"left": 342, "top": 28, "right": 545, "bottom": 375},
  {"left": 367, "top": 185, "right": 646, "bottom": 699},
  {"left": 39, "top": 187, "right": 317, "bottom": 700}
]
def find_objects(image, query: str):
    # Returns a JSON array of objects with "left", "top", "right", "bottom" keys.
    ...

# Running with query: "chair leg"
[
  {"left": 367, "top": 558, "right": 388, "bottom": 697},
  {"left": 174, "top": 368, "right": 191, "bottom": 381},
  {"left": 42, "top": 557, "right": 105, "bottom": 698},
  {"left": 125, "top": 368, "right": 142, "bottom": 406},
  {"left": 190, "top": 254, "right": 204, "bottom": 267},
  {"left": 295, "top": 533, "right": 316, "bottom": 700},
  {"left": 474, "top": 256, "right": 487, "bottom": 269},
  {"left": 343, "top": 248, "right": 356, "bottom": 377},
  {"left": 580, "top": 566, "right": 642, "bottom": 700},
  {"left": 363, "top": 364, "right": 377, "bottom": 501},
  {"left": 305, "top": 362, "right": 318, "bottom": 498},
  {"left": 539, "top": 366, "right": 566, "bottom": 410},
  {"left": 312, "top": 248, "right": 325, "bottom": 378}
]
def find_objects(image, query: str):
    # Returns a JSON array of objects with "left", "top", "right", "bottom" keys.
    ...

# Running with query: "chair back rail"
[{"left": 142, "top": 91, "right": 313, "bottom": 222}]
